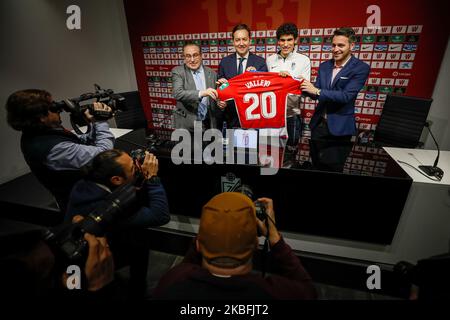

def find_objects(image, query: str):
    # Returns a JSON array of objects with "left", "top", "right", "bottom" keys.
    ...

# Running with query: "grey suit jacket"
[{"left": 171, "top": 64, "right": 218, "bottom": 132}]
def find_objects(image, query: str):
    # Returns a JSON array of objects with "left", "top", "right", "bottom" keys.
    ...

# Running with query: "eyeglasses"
[{"left": 184, "top": 53, "right": 201, "bottom": 60}]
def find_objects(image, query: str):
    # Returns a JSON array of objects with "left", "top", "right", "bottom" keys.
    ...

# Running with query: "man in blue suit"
[
  {"left": 301, "top": 27, "right": 370, "bottom": 137},
  {"left": 301, "top": 27, "right": 370, "bottom": 171},
  {"left": 217, "top": 24, "right": 268, "bottom": 129}
]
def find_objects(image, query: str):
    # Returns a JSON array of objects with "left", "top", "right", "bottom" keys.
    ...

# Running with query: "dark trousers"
[
  {"left": 287, "top": 115, "right": 302, "bottom": 148},
  {"left": 309, "top": 118, "right": 353, "bottom": 172}
]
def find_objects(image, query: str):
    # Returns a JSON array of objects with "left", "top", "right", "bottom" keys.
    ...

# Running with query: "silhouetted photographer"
[{"left": 153, "top": 192, "right": 317, "bottom": 300}]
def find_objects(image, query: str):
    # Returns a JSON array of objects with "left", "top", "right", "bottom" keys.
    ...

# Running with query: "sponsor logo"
[
  {"left": 379, "top": 86, "right": 393, "bottom": 94},
  {"left": 298, "top": 45, "right": 310, "bottom": 52},
  {"left": 299, "top": 37, "right": 310, "bottom": 44},
  {"left": 399, "top": 62, "right": 413, "bottom": 69},
  {"left": 376, "top": 35, "right": 388, "bottom": 43},
  {"left": 406, "top": 35, "right": 419, "bottom": 42},
  {"left": 407, "top": 25, "right": 423, "bottom": 33},
  {"left": 361, "top": 45, "right": 374, "bottom": 51},
  {"left": 387, "top": 53, "right": 400, "bottom": 60},
  {"left": 388, "top": 44, "right": 403, "bottom": 51},
  {"left": 374, "top": 44, "right": 388, "bottom": 51},
  {"left": 403, "top": 44, "right": 417, "bottom": 52},
  {"left": 373, "top": 53, "right": 386, "bottom": 60},
  {"left": 362, "top": 36, "right": 376, "bottom": 43},
  {"left": 389, "top": 35, "right": 405, "bottom": 43},
  {"left": 393, "top": 26, "right": 407, "bottom": 33},
  {"left": 365, "top": 93, "right": 378, "bottom": 100}
]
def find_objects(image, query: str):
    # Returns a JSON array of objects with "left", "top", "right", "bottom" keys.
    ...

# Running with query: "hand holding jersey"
[{"left": 217, "top": 72, "right": 303, "bottom": 129}]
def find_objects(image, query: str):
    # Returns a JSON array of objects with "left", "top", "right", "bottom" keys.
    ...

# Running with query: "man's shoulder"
[
  {"left": 220, "top": 53, "right": 236, "bottom": 63},
  {"left": 249, "top": 52, "right": 266, "bottom": 63},
  {"left": 172, "top": 65, "right": 185, "bottom": 73},
  {"left": 351, "top": 56, "right": 371, "bottom": 71},
  {"left": 319, "top": 58, "right": 334, "bottom": 68},
  {"left": 203, "top": 65, "right": 216, "bottom": 74},
  {"left": 292, "top": 51, "right": 311, "bottom": 63},
  {"left": 266, "top": 53, "right": 277, "bottom": 64}
]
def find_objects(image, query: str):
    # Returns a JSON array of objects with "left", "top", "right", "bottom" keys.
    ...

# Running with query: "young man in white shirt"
[{"left": 267, "top": 23, "right": 311, "bottom": 161}]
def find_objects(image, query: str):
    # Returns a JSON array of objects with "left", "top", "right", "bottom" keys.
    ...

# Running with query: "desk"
[
  {"left": 384, "top": 147, "right": 450, "bottom": 185},
  {"left": 115, "top": 129, "right": 412, "bottom": 246},
  {"left": 381, "top": 148, "right": 450, "bottom": 263}
]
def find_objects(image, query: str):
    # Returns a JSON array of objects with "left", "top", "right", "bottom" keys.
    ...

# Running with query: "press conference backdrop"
[{"left": 124, "top": 0, "right": 448, "bottom": 138}]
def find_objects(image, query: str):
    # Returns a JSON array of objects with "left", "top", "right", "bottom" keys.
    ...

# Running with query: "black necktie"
[{"left": 238, "top": 57, "right": 246, "bottom": 74}]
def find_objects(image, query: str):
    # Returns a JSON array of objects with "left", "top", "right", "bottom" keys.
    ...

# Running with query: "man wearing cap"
[{"left": 153, "top": 192, "right": 316, "bottom": 299}]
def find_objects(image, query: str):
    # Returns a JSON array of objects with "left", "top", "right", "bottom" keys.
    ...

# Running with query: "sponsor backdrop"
[{"left": 124, "top": 0, "right": 448, "bottom": 173}]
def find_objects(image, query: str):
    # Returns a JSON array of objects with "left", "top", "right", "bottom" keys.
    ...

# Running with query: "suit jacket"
[
  {"left": 171, "top": 64, "right": 218, "bottom": 132},
  {"left": 218, "top": 52, "right": 268, "bottom": 79},
  {"left": 217, "top": 53, "right": 268, "bottom": 128},
  {"left": 310, "top": 55, "right": 370, "bottom": 136}
]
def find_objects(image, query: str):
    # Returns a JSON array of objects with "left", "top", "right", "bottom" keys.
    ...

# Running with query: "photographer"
[
  {"left": 65, "top": 149, "right": 170, "bottom": 297},
  {"left": 0, "top": 218, "right": 115, "bottom": 299},
  {"left": 152, "top": 192, "right": 316, "bottom": 300},
  {"left": 65, "top": 149, "right": 170, "bottom": 228},
  {"left": 5, "top": 89, "right": 115, "bottom": 213}
]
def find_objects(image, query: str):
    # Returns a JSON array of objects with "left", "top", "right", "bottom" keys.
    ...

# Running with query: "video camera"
[
  {"left": 43, "top": 183, "right": 137, "bottom": 262},
  {"left": 50, "top": 84, "right": 126, "bottom": 134}
]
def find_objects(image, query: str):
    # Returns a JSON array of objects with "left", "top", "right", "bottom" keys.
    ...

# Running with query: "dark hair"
[
  {"left": 182, "top": 41, "right": 201, "bottom": 53},
  {"left": 85, "top": 149, "right": 126, "bottom": 188},
  {"left": 232, "top": 24, "right": 251, "bottom": 39},
  {"left": 333, "top": 27, "right": 357, "bottom": 43},
  {"left": 276, "top": 23, "right": 298, "bottom": 40},
  {"left": 6, "top": 89, "right": 52, "bottom": 131}
]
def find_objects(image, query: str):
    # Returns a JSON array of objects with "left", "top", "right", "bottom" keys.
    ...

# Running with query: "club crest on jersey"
[
  {"left": 219, "top": 82, "right": 229, "bottom": 90},
  {"left": 244, "top": 79, "right": 271, "bottom": 89}
]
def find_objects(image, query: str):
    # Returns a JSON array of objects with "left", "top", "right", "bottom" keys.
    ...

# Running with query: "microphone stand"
[{"left": 418, "top": 122, "right": 444, "bottom": 180}]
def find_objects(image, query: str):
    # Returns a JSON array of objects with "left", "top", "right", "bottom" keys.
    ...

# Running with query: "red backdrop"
[{"left": 124, "top": 0, "right": 449, "bottom": 135}]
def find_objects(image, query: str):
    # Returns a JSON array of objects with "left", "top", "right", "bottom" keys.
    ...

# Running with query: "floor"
[{"left": 116, "top": 249, "right": 401, "bottom": 300}]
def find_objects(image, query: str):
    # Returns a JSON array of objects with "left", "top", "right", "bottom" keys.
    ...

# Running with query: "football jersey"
[{"left": 217, "top": 72, "right": 303, "bottom": 129}]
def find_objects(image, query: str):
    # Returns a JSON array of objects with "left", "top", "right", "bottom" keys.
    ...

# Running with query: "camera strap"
[{"left": 261, "top": 218, "right": 270, "bottom": 278}]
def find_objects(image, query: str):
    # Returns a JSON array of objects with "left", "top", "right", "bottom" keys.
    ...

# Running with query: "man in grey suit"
[{"left": 172, "top": 42, "right": 219, "bottom": 132}]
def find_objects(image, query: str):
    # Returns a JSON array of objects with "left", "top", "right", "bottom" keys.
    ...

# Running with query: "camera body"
[
  {"left": 254, "top": 201, "right": 267, "bottom": 221},
  {"left": 236, "top": 184, "right": 267, "bottom": 221},
  {"left": 44, "top": 183, "right": 137, "bottom": 262},
  {"left": 130, "top": 148, "right": 147, "bottom": 165}
]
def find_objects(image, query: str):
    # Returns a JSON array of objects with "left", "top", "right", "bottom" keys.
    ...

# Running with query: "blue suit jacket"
[
  {"left": 310, "top": 56, "right": 370, "bottom": 136},
  {"left": 218, "top": 52, "right": 268, "bottom": 79}
]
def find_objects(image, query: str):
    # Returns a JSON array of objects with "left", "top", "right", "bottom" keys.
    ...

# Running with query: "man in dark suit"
[
  {"left": 172, "top": 42, "right": 218, "bottom": 132},
  {"left": 217, "top": 24, "right": 268, "bottom": 129},
  {"left": 301, "top": 27, "right": 370, "bottom": 171}
]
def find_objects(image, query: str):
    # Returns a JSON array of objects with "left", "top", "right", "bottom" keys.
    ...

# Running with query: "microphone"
[{"left": 418, "top": 122, "right": 444, "bottom": 180}]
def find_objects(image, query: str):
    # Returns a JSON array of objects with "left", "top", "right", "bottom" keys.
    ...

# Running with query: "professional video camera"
[
  {"left": 43, "top": 183, "right": 137, "bottom": 262},
  {"left": 236, "top": 184, "right": 267, "bottom": 221},
  {"left": 50, "top": 84, "right": 126, "bottom": 134}
]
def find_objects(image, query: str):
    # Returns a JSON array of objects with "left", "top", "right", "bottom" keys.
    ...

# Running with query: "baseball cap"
[{"left": 198, "top": 192, "right": 257, "bottom": 268}]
